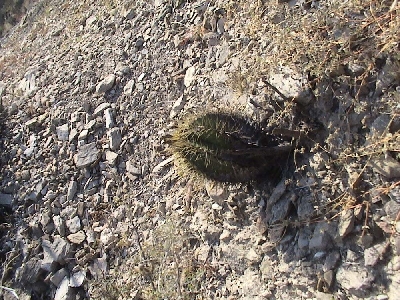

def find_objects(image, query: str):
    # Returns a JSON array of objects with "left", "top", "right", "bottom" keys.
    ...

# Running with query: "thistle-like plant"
[{"left": 168, "top": 112, "right": 294, "bottom": 183}]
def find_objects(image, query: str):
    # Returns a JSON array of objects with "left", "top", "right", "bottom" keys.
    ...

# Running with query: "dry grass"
[{"left": 90, "top": 219, "right": 213, "bottom": 299}]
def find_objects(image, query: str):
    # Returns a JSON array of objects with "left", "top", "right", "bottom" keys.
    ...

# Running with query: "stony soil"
[{"left": 0, "top": 0, "right": 399, "bottom": 299}]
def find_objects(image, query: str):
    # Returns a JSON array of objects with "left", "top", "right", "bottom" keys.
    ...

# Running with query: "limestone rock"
[
  {"left": 96, "top": 74, "right": 116, "bottom": 94},
  {"left": 56, "top": 124, "right": 69, "bottom": 141},
  {"left": 74, "top": 142, "right": 100, "bottom": 168},
  {"left": 336, "top": 264, "right": 374, "bottom": 297},
  {"left": 41, "top": 236, "right": 70, "bottom": 272},
  {"left": 269, "top": 66, "right": 313, "bottom": 105},
  {"left": 108, "top": 128, "right": 122, "bottom": 151},
  {"left": 67, "top": 231, "right": 86, "bottom": 244}
]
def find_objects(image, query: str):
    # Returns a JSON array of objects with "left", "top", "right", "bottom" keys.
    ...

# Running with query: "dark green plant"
[{"left": 168, "top": 112, "right": 294, "bottom": 183}]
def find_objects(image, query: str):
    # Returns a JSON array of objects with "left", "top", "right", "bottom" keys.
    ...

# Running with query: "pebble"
[
  {"left": 67, "top": 181, "right": 78, "bottom": 201},
  {"left": 93, "top": 103, "right": 111, "bottom": 116},
  {"left": 338, "top": 209, "right": 355, "bottom": 238},
  {"left": 364, "top": 242, "right": 389, "bottom": 266},
  {"left": 56, "top": 124, "right": 69, "bottom": 141},
  {"left": 108, "top": 128, "right": 122, "bottom": 151},
  {"left": 67, "top": 231, "right": 86, "bottom": 244},
  {"left": 123, "top": 79, "right": 135, "bottom": 95},
  {"left": 268, "top": 66, "right": 313, "bottom": 105},
  {"left": 96, "top": 74, "right": 116, "bottom": 94},
  {"left": 104, "top": 108, "right": 115, "bottom": 128},
  {"left": 69, "top": 270, "right": 86, "bottom": 287}
]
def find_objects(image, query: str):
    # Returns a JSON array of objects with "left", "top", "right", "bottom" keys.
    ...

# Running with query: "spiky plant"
[{"left": 168, "top": 112, "right": 294, "bottom": 183}]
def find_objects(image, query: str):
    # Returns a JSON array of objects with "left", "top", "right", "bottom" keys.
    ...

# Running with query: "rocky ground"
[{"left": 0, "top": 0, "right": 399, "bottom": 299}]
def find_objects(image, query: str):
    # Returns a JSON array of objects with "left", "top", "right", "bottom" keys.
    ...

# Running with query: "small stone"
[
  {"left": 41, "top": 236, "right": 70, "bottom": 272},
  {"left": 100, "top": 228, "right": 116, "bottom": 245},
  {"left": 268, "top": 66, "right": 313, "bottom": 105},
  {"left": 115, "top": 62, "right": 130, "bottom": 75},
  {"left": 66, "top": 216, "right": 81, "bottom": 234},
  {"left": 323, "top": 270, "right": 334, "bottom": 290},
  {"left": 384, "top": 200, "right": 400, "bottom": 221},
  {"left": 195, "top": 245, "right": 211, "bottom": 263},
  {"left": 69, "top": 270, "right": 86, "bottom": 287},
  {"left": 93, "top": 103, "right": 111, "bottom": 116},
  {"left": 67, "top": 181, "right": 78, "bottom": 201},
  {"left": 124, "top": 79, "right": 135, "bottom": 95},
  {"left": 246, "top": 248, "right": 261, "bottom": 263},
  {"left": 152, "top": 157, "right": 174, "bottom": 174},
  {"left": 56, "top": 124, "right": 69, "bottom": 141},
  {"left": 0, "top": 193, "right": 13, "bottom": 207},
  {"left": 86, "top": 15, "right": 97, "bottom": 27},
  {"left": 309, "top": 223, "right": 333, "bottom": 251},
  {"left": 25, "top": 117, "right": 38, "bottom": 129},
  {"left": 184, "top": 66, "right": 196, "bottom": 87},
  {"left": 54, "top": 276, "right": 72, "bottom": 300},
  {"left": 74, "top": 142, "right": 100, "bottom": 168},
  {"left": 105, "top": 151, "right": 118, "bottom": 165},
  {"left": 104, "top": 108, "right": 115, "bottom": 128},
  {"left": 169, "top": 95, "right": 186, "bottom": 118},
  {"left": 338, "top": 209, "right": 355, "bottom": 238},
  {"left": 364, "top": 242, "right": 389, "bottom": 266},
  {"left": 211, "top": 203, "right": 223, "bottom": 210},
  {"left": 96, "top": 74, "right": 116, "bottom": 94},
  {"left": 336, "top": 264, "right": 374, "bottom": 297},
  {"left": 67, "top": 231, "right": 86, "bottom": 244},
  {"left": 53, "top": 215, "right": 66, "bottom": 236},
  {"left": 78, "top": 129, "right": 88, "bottom": 141},
  {"left": 323, "top": 251, "right": 340, "bottom": 272},
  {"left": 50, "top": 268, "right": 69, "bottom": 286},
  {"left": 69, "top": 128, "right": 78, "bottom": 142},
  {"left": 126, "top": 160, "right": 141, "bottom": 175},
  {"left": 108, "top": 128, "right": 122, "bottom": 151}
]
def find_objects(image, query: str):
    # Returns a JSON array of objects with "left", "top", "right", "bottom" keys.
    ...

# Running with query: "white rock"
[
  {"left": 96, "top": 74, "right": 116, "bottom": 94},
  {"left": 269, "top": 66, "right": 313, "bottom": 105},
  {"left": 104, "top": 108, "right": 115, "bottom": 128},
  {"left": 105, "top": 151, "right": 118, "bottom": 165},
  {"left": 50, "top": 268, "right": 68, "bottom": 286},
  {"left": 53, "top": 215, "right": 65, "bottom": 236},
  {"left": 100, "top": 228, "right": 116, "bottom": 245},
  {"left": 94, "top": 103, "right": 111, "bottom": 116},
  {"left": 124, "top": 79, "right": 135, "bottom": 95},
  {"left": 169, "top": 95, "right": 186, "bottom": 118},
  {"left": 67, "top": 230, "right": 86, "bottom": 244},
  {"left": 66, "top": 216, "right": 81, "bottom": 234},
  {"left": 56, "top": 124, "right": 69, "bottom": 141},
  {"left": 54, "top": 276, "right": 71, "bottom": 300},
  {"left": 184, "top": 66, "right": 196, "bottom": 87},
  {"left": 69, "top": 270, "right": 86, "bottom": 287},
  {"left": 78, "top": 129, "right": 88, "bottom": 141}
]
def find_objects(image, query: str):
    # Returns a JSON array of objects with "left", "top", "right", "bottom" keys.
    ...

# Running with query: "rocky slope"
[{"left": 0, "top": 0, "right": 399, "bottom": 299}]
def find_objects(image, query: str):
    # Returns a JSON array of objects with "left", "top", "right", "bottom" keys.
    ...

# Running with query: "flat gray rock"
[
  {"left": 74, "top": 142, "right": 100, "bottom": 168},
  {"left": 41, "top": 236, "right": 70, "bottom": 272},
  {"left": 0, "top": 193, "right": 13, "bottom": 207}
]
